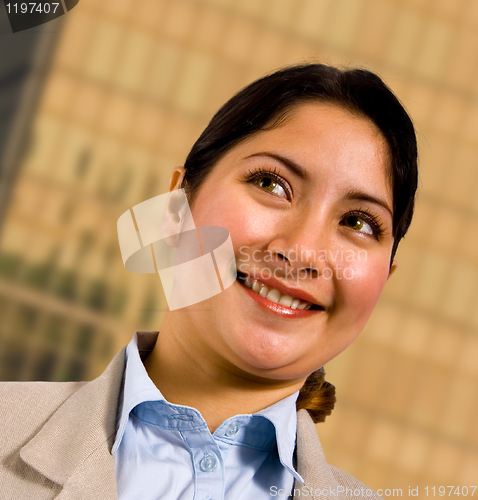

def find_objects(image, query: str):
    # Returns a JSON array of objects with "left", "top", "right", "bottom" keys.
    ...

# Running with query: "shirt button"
[
  {"left": 199, "top": 453, "right": 218, "bottom": 472},
  {"left": 225, "top": 422, "right": 240, "bottom": 437}
]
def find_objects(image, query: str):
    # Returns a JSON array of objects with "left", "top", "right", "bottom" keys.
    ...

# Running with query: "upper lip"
[{"left": 239, "top": 271, "right": 326, "bottom": 309}]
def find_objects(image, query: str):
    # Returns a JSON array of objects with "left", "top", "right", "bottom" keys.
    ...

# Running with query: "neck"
[{"left": 143, "top": 311, "right": 305, "bottom": 432}]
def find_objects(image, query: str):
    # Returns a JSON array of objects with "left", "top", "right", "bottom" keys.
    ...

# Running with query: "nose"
[
  {"left": 270, "top": 249, "right": 320, "bottom": 278},
  {"left": 266, "top": 219, "right": 330, "bottom": 279}
]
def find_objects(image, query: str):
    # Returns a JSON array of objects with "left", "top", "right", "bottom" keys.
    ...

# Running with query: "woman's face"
[{"left": 172, "top": 102, "right": 395, "bottom": 383}]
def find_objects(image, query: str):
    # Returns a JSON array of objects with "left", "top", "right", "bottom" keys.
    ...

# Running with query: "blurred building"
[
  {"left": 0, "top": 7, "right": 58, "bottom": 228},
  {"left": 0, "top": 0, "right": 477, "bottom": 493}
]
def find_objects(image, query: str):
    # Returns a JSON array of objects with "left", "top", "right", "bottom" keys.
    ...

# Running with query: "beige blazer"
[{"left": 0, "top": 334, "right": 383, "bottom": 500}]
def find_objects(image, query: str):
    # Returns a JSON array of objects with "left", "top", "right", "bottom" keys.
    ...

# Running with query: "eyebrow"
[
  {"left": 245, "top": 152, "right": 309, "bottom": 180},
  {"left": 345, "top": 189, "right": 393, "bottom": 218},
  {"left": 246, "top": 152, "right": 393, "bottom": 216}
]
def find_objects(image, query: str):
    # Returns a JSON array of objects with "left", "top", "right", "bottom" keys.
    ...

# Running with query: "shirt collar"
[
  {"left": 112, "top": 332, "right": 164, "bottom": 454},
  {"left": 112, "top": 332, "right": 303, "bottom": 482},
  {"left": 257, "top": 391, "right": 303, "bottom": 482}
]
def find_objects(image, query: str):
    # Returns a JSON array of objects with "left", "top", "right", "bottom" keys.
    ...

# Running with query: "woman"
[{"left": 0, "top": 64, "right": 417, "bottom": 499}]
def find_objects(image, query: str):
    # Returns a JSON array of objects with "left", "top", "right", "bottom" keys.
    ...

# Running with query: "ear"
[
  {"left": 163, "top": 167, "right": 192, "bottom": 247},
  {"left": 388, "top": 260, "right": 397, "bottom": 279},
  {"left": 169, "top": 166, "right": 186, "bottom": 192},
  {"left": 167, "top": 167, "right": 189, "bottom": 225}
]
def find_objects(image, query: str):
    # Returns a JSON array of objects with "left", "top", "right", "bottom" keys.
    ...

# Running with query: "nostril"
[{"left": 305, "top": 267, "right": 320, "bottom": 279}]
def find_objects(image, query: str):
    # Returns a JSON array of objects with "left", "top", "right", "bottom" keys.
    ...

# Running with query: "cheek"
[
  {"left": 191, "top": 189, "right": 279, "bottom": 248},
  {"left": 338, "top": 255, "right": 390, "bottom": 321}
]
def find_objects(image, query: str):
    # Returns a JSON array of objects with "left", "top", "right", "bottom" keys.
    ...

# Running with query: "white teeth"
[
  {"left": 291, "top": 299, "right": 300, "bottom": 310},
  {"left": 278, "top": 295, "right": 293, "bottom": 307},
  {"left": 241, "top": 275, "right": 315, "bottom": 311},
  {"left": 266, "top": 289, "right": 281, "bottom": 304},
  {"left": 297, "top": 303, "right": 312, "bottom": 310}
]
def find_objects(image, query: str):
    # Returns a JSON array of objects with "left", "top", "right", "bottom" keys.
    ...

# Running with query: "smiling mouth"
[{"left": 236, "top": 272, "right": 324, "bottom": 311}]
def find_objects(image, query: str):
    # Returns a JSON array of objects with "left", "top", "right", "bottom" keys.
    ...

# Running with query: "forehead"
[
  {"left": 264, "top": 101, "right": 388, "bottom": 156},
  {"left": 228, "top": 102, "right": 392, "bottom": 198}
]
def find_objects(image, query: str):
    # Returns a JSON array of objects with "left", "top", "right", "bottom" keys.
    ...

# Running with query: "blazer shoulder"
[
  {"left": 0, "top": 380, "right": 86, "bottom": 407},
  {"left": 329, "top": 465, "right": 384, "bottom": 499}
]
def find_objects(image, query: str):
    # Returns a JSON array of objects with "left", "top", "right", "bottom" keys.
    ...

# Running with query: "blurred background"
[{"left": 0, "top": 0, "right": 477, "bottom": 494}]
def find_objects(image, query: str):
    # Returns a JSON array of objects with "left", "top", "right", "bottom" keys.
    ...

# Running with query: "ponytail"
[{"left": 296, "top": 368, "right": 336, "bottom": 423}]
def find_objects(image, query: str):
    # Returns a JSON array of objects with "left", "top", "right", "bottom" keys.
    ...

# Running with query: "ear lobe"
[
  {"left": 162, "top": 190, "right": 186, "bottom": 247},
  {"left": 163, "top": 168, "right": 188, "bottom": 246},
  {"left": 169, "top": 167, "right": 186, "bottom": 192},
  {"left": 388, "top": 260, "right": 397, "bottom": 278}
]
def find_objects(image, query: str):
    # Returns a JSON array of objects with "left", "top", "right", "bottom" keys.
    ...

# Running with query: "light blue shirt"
[{"left": 112, "top": 332, "right": 303, "bottom": 500}]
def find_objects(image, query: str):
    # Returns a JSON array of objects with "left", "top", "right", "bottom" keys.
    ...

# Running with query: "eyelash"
[
  {"left": 342, "top": 208, "right": 386, "bottom": 240},
  {"left": 245, "top": 167, "right": 292, "bottom": 200},
  {"left": 245, "top": 168, "right": 386, "bottom": 240}
]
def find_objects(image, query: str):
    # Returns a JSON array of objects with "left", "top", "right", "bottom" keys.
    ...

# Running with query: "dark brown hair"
[
  {"left": 181, "top": 63, "right": 418, "bottom": 422},
  {"left": 295, "top": 368, "right": 336, "bottom": 422}
]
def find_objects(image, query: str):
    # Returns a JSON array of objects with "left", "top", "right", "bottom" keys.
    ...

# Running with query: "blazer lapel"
[
  {"left": 294, "top": 409, "right": 343, "bottom": 499},
  {"left": 19, "top": 347, "right": 127, "bottom": 500}
]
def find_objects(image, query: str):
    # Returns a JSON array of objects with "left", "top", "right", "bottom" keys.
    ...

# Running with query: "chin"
[
  {"left": 225, "top": 327, "right": 310, "bottom": 378},
  {"left": 204, "top": 285, "right": 311, "bottom": 376}
]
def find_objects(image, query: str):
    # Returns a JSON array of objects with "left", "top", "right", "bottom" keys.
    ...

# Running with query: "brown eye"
[
  {"left": 252, "top": 175, "right": 289, "bottom": 199},
  {"left": 343, "top": 215, "right": 373, "bottom": 236}
]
